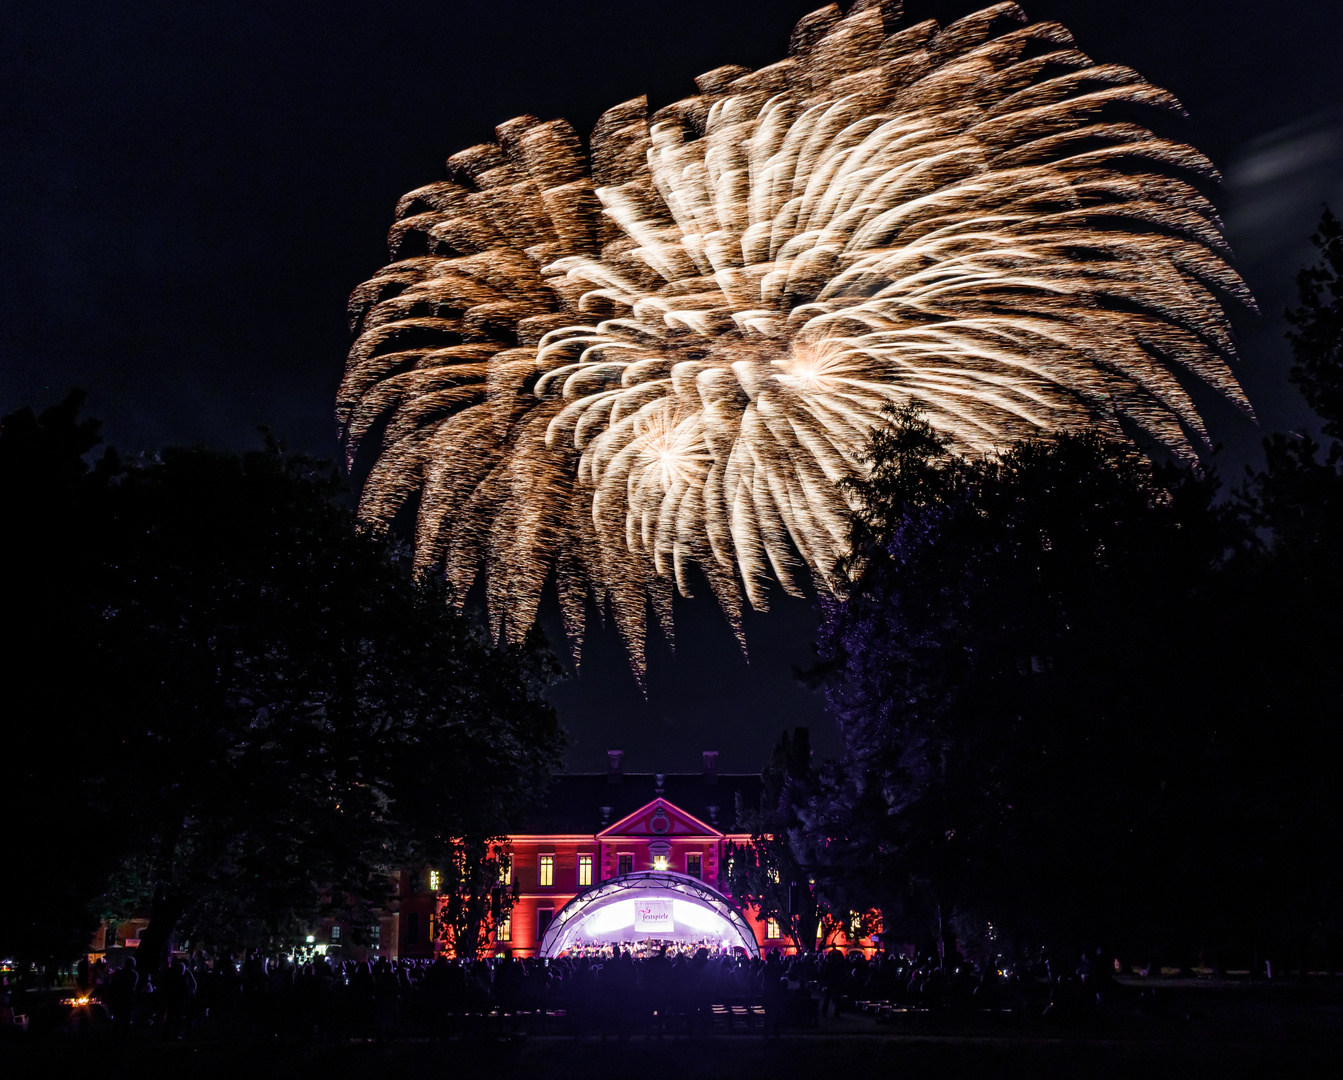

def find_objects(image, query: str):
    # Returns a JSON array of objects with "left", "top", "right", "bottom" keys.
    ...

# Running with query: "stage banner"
[{"left": 634, "top": 899, "right": 674, "bottom": 934}]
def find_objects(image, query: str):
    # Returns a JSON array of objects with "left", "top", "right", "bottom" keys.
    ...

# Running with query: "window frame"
[
  {"left": 538, "top": 854, "right": 555, "bottom": 888},
  {"left": 577, "top": 853, "right": 593, "bottom": 887}
]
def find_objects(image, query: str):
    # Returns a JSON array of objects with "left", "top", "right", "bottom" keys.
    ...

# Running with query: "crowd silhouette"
[{"left": 7, "top": 945, "right": 1116, "bottom": 1041}]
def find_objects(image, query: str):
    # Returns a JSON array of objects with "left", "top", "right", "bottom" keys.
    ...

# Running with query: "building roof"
[{"left": 514, "top": 771, "right": 764, "bottom": 836}]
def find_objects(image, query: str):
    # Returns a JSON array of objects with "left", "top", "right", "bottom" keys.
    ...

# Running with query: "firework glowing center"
[{"left": 339, "top": 1, "right": 1252, "bottom": 675}]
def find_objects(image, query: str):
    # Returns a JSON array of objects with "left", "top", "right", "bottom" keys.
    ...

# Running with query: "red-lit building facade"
[
  {"left": 501, "top": 752, "right": 761, "bottom": 955},
  {"left": 389, "top": 751, "right": 879, "bottom": 960},
  {"left": 88, "top": 753, "right": 877, "bottom": 962}
]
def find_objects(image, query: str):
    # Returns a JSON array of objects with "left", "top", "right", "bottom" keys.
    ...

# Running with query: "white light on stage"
[
  {"left": 584, "top": 900, "right": 636, "bottom": 936},
  {"left": 537, "top": 872, "right": 762, "bottom": 958},
  {"left": 672, "top": 900, "right": 726, "bottom": 934}
]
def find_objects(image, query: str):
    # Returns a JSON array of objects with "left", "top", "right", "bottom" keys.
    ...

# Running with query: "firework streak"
[{"left": 339, "top": 1, "right": 1252, "bottom": 675}]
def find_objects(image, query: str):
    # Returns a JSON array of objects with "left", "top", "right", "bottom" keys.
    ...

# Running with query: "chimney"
[
  {"left": 702, "top": 750, "right": 719, "bottom": 785},
  {"left": 607, "top": 749, "right": 624, "bottom": 784}
]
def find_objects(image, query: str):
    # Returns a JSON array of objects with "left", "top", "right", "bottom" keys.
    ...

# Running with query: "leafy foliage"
[
  {"left": 1286, "top": 206, "right": 1343, "bottom": 440},
  {"left": 434, "top": 840, "right": 514, "bottom": 960},
  {"left": 724, "top": 729, "right": 826, "bottom": 952},
  {"left": 0, "top": 399, "right": 565, "bottom": 963},
  {"left": 808, "top": 209, "right": 1343, "bottom": 967},
  {"left": 817, "top": 406, "right": 1261, "bottom": 961},
  {"left": 2, "top": 393, "right": 123, "bottom": 962},
  {"left": 1224, "top": 205, "right": 1343, "bottom": 970}
]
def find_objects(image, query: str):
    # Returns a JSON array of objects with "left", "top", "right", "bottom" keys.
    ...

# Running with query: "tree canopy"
[
  {"left": 1285, "top": 206, "right": 1343, "bottom": 442},
  {"left": 1, "top": 397, "right": 565, "bottom": 964},
  {"left": 803, "top": 208, "right": 1343, "bottom": 970},
  {"left": 816, "top": 417, "right": 1241, "bottom": 959}
]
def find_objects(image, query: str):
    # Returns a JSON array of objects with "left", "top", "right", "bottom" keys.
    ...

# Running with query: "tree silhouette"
[
  {"left": 807, "top": 222, "right": 1343, "bottom": 969},
  {"left": 816, "top": 411, "right": 1248, "bottom": 965},
  {"left": 1, "top": 396, "right": 565, "bottom": 965},
  {"left": 725, "top": 728, "right": 828, "bottom": 953},
  {"left": 1286, "top": 206, "right": 1343, "bottom": 441},
  {"left": 2, "top": 392, "right": 123, "bottom": 962},
  {"left": 1228, "top": 205, "right": 1343, "bottom": 974}
]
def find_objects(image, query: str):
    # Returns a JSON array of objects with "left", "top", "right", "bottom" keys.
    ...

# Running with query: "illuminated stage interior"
[{"left": 537, "top": 871, "right": 760, "bottom": 958}]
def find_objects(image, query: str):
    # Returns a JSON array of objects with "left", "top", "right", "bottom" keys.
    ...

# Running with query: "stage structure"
[
  {"left": 537, "top": 870, "right": 761, "bottom": 958},
  {"left": 303, "top": 760, "right": 879, "bottom": 959}
]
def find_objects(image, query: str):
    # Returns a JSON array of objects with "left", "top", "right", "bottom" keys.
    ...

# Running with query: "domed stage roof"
[{"left": 536, "top": 871, "right": 760, "bottom": 958}]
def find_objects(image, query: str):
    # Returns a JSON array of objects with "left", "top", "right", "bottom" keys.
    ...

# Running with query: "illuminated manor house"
[
  {"left": 393, "top": 752, "right": 877, "bottom": 960},
  {"left": 90, "top": 752, "right": 879, "bottom": 958}
]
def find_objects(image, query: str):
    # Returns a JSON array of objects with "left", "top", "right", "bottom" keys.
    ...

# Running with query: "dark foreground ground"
[{"left": 4, "top": 980, "right": 1340, "bottom": 1080}]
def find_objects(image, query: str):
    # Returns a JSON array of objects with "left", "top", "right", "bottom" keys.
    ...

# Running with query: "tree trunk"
[
  {"left": 133, "top": 882, "right": 183, "bottom": 975},
  {"left": 794, "top": 880, "right": 822, "bottom": 953},
  {"left": 935, "top": 893, "right": 958, "bottom": 970}
]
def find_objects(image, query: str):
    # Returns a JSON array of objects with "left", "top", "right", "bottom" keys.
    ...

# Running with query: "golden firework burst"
[{"left": 338, "top": 1, "right": 1253, "bottom": 676}]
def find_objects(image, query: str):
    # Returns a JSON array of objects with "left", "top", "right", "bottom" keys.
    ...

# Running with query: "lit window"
[
  {"left": 577, "top": 854, "right": 593, "bottom": 887},
  {"left": 617, "top": 853, "right": 633, "bottom": 876},
  {"left": 496, "top": 915, "right": 511, "bottom": 942},
  {"left": 539, "top": 855, "right": 554, "bottom": 887},
  {"left": 686, "top": 854, "right": 702, "bottom": 879},
  {"left": 766, "top": 918, "right": 782, "bottom": 940},
  {"left": 428, "top": 869, "right": 441, "bottom": 892},
  {"left": 330, "top": 925, "right": 341, "bottom": 942},
  {"left": 499, "top": 859, "right": 511, "bottom": 886},
  {"left": 653, "top": 855, "right": 668, "bottom": 872},
  {"left": 850, "top": 911, "right": 862, "bottom": 938},
  {"left": 769, "top": 868, "right": 781, "bottom": 884}
]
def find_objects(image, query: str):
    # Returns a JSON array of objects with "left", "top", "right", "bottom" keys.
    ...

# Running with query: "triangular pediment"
[{"left": 597, "top": 798, "right": 722, "bottom": 839}]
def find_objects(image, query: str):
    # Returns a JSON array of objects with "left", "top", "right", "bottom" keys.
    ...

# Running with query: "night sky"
[{"left": 4, "top": 0, "right": 1341, "bottom": 772}]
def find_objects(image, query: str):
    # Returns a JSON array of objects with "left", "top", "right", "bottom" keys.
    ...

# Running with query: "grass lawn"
[{"left": 3, "top": 984, "right": 1340, "bottom": 1080}]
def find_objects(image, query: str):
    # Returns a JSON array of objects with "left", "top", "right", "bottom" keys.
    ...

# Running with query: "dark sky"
[{"left": 4, "top": 1, "right": 1341, "bottom": 772}]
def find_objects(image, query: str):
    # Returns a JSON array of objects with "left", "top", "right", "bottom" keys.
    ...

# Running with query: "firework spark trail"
[{"left": 338, "top": 1, "right": 1254, "bottom": 678}]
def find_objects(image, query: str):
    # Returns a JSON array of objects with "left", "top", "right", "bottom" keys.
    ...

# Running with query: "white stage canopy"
[{"left": 536, "top": 871, "right": 760, "bottom": 958}]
